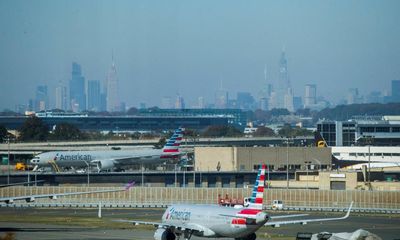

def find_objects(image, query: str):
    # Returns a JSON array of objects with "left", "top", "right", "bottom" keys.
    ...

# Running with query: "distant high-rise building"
[
  {"left": 237, "top": 92, "right": 255, "bottom": 110},
  {"left": 161, "top": 96, "right": 173, "bottom": 109},
  {"left": 87, "top": 80, "right": 101, "bottom": 111},
  {"left": 35, "top": 85, "right": 48, "bottom": 111},
  {"left": 277, "top": 50, "right": 293, "bottom": 111},
  {"left": 260, "top": 97, "right": 268, "bottom": 111},
  {"left": 304, "top": 84, "right": 317, "bottom": 108},
  {"left": 175, "top": 95, "right": 185, "bottom": 109},
  {"left": 293, "top": 96, "right": 303, "bottom": 111},
  {"left": 268, "top": 91, "right": 278, "bottom": 110},
  {"left": 69, "top": 62, "right": 86, "bottom": 112},
  {"left": 347, "top": 88, "right": 362, "bottom": 104},
  {"left": 391, "top": 80, "right": 400, "bottom": 102},
  {"left": 139, "top": 102, "right": 146, "bottom": 109},
  {"left": 365, "top": 91, "right": 383, "bottom": 104},
  {"left": 100, "top": 93, "right": 107, "bottom": 112},
  {"left": 106, "top": 59, "right": 119, "bottom": 112},
  {"left": 284, "top": 88, "right": 294, "bottom": 112},
  {"left": 198, "top": 97, "right": 205, "bottom": 109},
  {"left": 215, "top": 90, "right": 228, "bottom": 109},
  {"left": 55, "top": 84, "right": 67, "bottom": 111}
]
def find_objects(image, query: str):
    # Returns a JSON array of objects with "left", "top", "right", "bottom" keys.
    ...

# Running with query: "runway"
[{"left": 0, "top": 208, "right": 398, "bottom": 239}]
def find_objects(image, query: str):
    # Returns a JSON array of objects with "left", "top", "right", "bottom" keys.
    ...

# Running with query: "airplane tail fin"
[
  {"left": 247, "top": 164, "right": 266, "bottom": 210},
  {"left": 161, "top": 127, "right": 185, "bottom": 155},
  {"left": 314, "top": 131, "right": 328, "bottom": 147}
]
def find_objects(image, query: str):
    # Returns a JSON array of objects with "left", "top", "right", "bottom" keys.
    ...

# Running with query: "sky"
[{"left": 0, "top": 0, "right": 399, "bottom": 110}]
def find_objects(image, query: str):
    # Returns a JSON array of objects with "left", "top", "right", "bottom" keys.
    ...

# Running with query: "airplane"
[
  {"left": 0, "top": 181, "right": 135, "bottom": 204},
  {"left": 115, "top": 165, "right": 353, "bottom": 240},
  {"left": 30, "top": 128, "right": 185, "bottom": 172}
]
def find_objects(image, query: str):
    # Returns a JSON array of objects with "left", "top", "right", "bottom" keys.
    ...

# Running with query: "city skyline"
[{"left": 1, "top": 1, "right": 399, "bottom": 111}]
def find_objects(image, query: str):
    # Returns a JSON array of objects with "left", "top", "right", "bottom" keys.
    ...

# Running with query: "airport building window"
[
  {"left": 376, "top": 127, "right": 390, "bottom": 132},
  {"left": 392, "top": 127, "right": 400, "bottom": 132},
  {"left": 208, "top": 177, "right": 216, "bottom": 188},
  {"left": 222, "top": 178, "right": 230, "bottom": 188}
]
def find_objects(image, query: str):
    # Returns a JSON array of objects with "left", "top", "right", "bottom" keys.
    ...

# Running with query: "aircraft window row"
[{"left": 346, "top": 152, "right": 400, "bottom": 157}]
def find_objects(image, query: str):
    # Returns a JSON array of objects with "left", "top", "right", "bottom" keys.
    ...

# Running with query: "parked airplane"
[
  {"left": 0, "top": 181, "right": 135, "bottom": 204},
  {"left": 30, "top": 128, "right": 185, "bottom": 172},
  {"left": 116, "top": 165, "right": 353, "bottom": 240}
]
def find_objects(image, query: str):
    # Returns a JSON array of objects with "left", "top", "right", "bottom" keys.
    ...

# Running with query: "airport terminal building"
[
  {"left": 317, "top": 116, "right": 400, "bottom": 146},
  {"left": 194, "top": 146, "right": 332, "bottom": 172}
]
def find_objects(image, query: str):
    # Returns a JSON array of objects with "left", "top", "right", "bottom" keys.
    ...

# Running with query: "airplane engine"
[
  {"left": 255, "top": 212, "right": 268, "bottom": 224},
  {"left": 95, "top": 160, "right": 115, "bottom": 171},
  {"left": 154, "top": 228, "right": 176, "bottom": 240}
]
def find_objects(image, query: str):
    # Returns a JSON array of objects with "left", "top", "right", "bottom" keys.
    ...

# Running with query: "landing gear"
[
  {"left": 175, "top": 230, "right": 193, "bottom": 240},
  {"left": 235, "top": 233, "right": 257, "bottom": 240}
]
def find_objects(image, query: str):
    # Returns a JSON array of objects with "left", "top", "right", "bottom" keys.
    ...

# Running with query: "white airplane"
[
  {"left": 0, "top": 181, "right": 135, "bottom": 204},
  {"left": 30, "top": 128, "right": 185, "bottom": 172},
  {"left": 116, "top": 165, "right": 353, "bottom": 240}
]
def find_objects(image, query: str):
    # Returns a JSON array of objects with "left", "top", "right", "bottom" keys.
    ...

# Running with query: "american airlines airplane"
[
  {"left": 30, "top": 128, "right": 185, "bottom": 172},
  {"left": 116, "top": 165, "right": 353, "bottom": 240}
]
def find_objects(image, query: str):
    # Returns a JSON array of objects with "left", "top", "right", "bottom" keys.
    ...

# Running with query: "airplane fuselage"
[
  {"left": 31, "top": 149, "right": 168, "bottom": 168},
  {"left": 162, "top": 204, "right": 267, "bottom": 238}
]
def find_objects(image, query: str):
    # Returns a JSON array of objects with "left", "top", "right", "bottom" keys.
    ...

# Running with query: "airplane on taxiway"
[
  {"left": 30, "top": 128, "right": 185, "bottom": 172},
  {"left": 116, "top": 165, "right": 353, "bottom": 240}
]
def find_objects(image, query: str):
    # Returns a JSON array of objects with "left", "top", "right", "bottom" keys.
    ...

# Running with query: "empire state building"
[{"left": 106, "top": 60, "right": 120, "bottom": 112}]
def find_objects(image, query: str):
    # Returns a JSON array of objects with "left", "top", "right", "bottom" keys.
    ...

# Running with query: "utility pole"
[
  {"left": 368, "top": 145, "right": 371, "bottom": 189},
  {"left": 7, "top": 137, "right": 10, "bottom": 184},
  {"left": 286, "top": 138, "right": 289, "bottom": 189}
]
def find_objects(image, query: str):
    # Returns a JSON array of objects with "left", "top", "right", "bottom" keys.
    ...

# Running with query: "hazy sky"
[{"left": 0, "top": 0, "right": 399, "bottom": 110}]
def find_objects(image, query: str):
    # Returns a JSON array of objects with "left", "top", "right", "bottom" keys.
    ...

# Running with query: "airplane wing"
[
  {"left": 265, "top": 202, "right": 353, "bottom": 227},
  {"left": 113, "top": 220, "right": 205, "bottom": 234},
  {"left": 0, "top": 182, "right": 135, "bottom": 204}
]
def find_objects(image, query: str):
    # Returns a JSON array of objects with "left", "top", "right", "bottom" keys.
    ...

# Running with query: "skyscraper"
[
  {"left": 69, "top": 62, "right": 86, "bottom": 112},
  {"left": 237, "top": 92, "right": 255, "bottom": 110},
  {"left": 391, "top": 80, "right": 400, "bottom": 102},
  {"left": 55, "top": 84, "right": 67, "bottom": 111},
  {"left": 347, "top": 88, "right": 362, "bottom": 104},
  {"left": 106, "top": 59, "right": 119, "bottom": 112},
  {"left": 161, "top": 96, "right": 173, "bottom": 109},
  {"left": 215, "top": 90, "right": 228, "bottom": 109},
  {"left": 87, "top": 80, "right": 101, "bottom": 111},
  {"left": 278, "top": 50, "right": 294, "bottom": 111},
  {"left": 35, "top": 85, "right": 48, "bottom": 111},
  {"left": 304, "top": 84, "right": 317, "bottom": 108},
  {"left": 175, "top": 95, "right": 185, "bottom": 109}
]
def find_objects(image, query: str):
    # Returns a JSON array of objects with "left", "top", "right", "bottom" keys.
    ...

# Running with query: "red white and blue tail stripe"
[
  {"left": 235, "top": 164, "right": 266, "bottom": 221},
  {"left": 247, "top": 164, "right": 266, "bottom": 210},
  {"left": 162, "top": 128, "right": 185, "bottom": 154}
]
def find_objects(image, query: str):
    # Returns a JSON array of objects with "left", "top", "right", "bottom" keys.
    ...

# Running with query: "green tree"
[
  {"left": 202, "top": 125, "right": 243, "bottom": 137},
  {"left": 278, "top": 124, "right": 313, "bottom": 137},
  {"left": 253, "top": 126, "right": 276, "bottom": 137},
  {"left": 19, "top": 116, "right": 49, "bottom": 141},
  {"left": 51, "top": 123, "right": 85, "bottom": 140}
]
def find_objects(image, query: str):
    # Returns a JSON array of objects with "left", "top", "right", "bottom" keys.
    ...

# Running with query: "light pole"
[
  {"left": 7, "top": 137, "right": 10, "bottom": 184},
  {"left": 285, "top": 138, "right": 290, "bottom": 189},
  {"left": 174, "top": 164, "right": 177, "bottom": 187},
  {"left": 368, "top": 145, "right": 371, "bottom": 189},
  {"left": 82, "top": 161, "right": 90, "bottom": 187},
  {"left": 267, "top": 163, "right": 270, "bottom": 189},
  {"left": 305, "top": 161, "right": 311, "bottom": 190}
]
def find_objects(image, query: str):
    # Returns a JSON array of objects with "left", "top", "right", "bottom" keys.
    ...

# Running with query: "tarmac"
[{"left": 0, "top": 208, "right": 399, "bottom": 239}]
